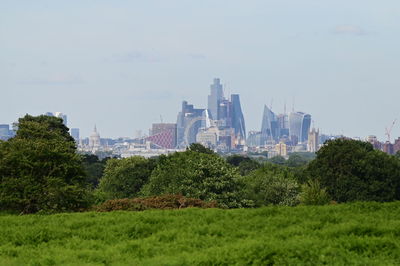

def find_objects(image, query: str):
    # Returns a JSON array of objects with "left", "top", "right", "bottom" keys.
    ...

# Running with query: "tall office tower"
[
  {"left": 277, "top": 114, "right": 289, "bottom": 138},
  {"left": 176, "top": 101, "right": 205, "bottom": 147},
  {"left": 54, "top": 112, "right": 67, "bottom": 126},
  {"left": 289, "top": 112, "right": 312, "bottom": 143},
  {"left": 246, "top": 131, "right": 262, "bottom": 147},
  {"left": 70, "top": 128, "right": 80, "bottom": 143},
  {"left": 231, "top": 94, "right": 246, "bottom": 140},
  {"left": 45, "top": 112, "right": 67, "bottom": 126},
  {"left": 307, "top": 128, "right": 319, "bottom": 152},
  {"left": 0, "top": 124, "right": 10, "bottom": 140},
  {"left": 207, "top": 78, "right": 224, "bottom": 120},
  {"left": 146, "top": 123, "right": 177, "bottom": 149},
  {"left": 260, "top": 105, "right": 278, "bottom": 145}
]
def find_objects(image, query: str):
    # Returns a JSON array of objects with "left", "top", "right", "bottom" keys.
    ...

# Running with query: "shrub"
[
  {"left": 141, "top": 150, "right": 248, "bottom": 208},
  {"left": 243, "top": 163, "right": 300, "bottom": 207},
  {"left": 97, "top": 156, "right": 156, "bottom": 201},
  {"left": 94, "top": 194, "right": 217, "bottom": 212},
  {"left": 299, "top": 179, "right": 331, "bottom": 205}
]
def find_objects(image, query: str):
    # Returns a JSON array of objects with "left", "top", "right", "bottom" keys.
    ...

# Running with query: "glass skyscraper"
[
  {"left": 289, "top": 112, "right": 312, "bottom": 143},
  {"left": 207, "top": 78, "right": 224, "bottom": 120}
]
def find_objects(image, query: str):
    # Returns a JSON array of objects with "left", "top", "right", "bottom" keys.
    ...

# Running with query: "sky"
[{"left": 1, "top": 0, "right": 400, "bottom": 140}]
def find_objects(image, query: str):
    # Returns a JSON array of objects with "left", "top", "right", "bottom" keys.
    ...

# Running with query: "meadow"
[{"left": 1, "top": 202, "right": 400, "bottom": 265}]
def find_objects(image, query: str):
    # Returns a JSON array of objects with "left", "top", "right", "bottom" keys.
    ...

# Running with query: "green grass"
[{"left": 1, "top": 202, "right": 400, "bottom": 265}]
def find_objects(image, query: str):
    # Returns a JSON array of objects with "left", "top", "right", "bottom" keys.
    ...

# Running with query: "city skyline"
[{"left": 1, "top": 1, "right": 400, "bottom": 139}]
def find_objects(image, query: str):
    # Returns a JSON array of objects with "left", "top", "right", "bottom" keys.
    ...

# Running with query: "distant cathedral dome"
[{"left": 89, "top": 125, "right": 101, "bottom": 150}]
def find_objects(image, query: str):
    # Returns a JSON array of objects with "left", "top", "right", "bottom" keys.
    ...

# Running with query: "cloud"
[
  {"left": 19, "top": 74, "right": 84, "bottom": 85},
  {"left": 334, "top": 25, "right": 366, "bottom": 36}
]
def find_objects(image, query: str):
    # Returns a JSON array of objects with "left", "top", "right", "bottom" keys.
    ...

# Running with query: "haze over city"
[{"left": 1, "top": 0, "right": 400, "bottom": 139}]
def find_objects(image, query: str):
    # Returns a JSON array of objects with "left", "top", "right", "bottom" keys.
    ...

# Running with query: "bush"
[
  {"left": 97, "top": 156, "right": 156, "bottom": 201},
  {"left": 299, "top": 179, "right": 331, "bottom": 205},
  {"left": 243, "top": 164, "right": 300, "bottom": 207},
  {"left": 94, "top": 194, "right": 217, "bottom": 212},
  {"left": 141, "top": 150, "right": 248, "bottom": 208}
]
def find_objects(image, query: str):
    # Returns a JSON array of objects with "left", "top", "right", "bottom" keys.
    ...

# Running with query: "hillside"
[{"left": 1, "top": 202, "right": 400, "bottom": 265}]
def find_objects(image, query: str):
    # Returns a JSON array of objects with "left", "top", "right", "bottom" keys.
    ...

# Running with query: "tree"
[
  {"left": 238, "top": 159, "right": 261, "bottom": 176},
  {"left": 306, "top": 139, "right": 400, "bottom": 202},
  {"left": 268, "top": 156, "right": 286, "bottom": 165},
  {"left": 82, "top": 154, "right": 107, "bottom": 188},
  {"left": 243, "top": 163, "right": 300, "bottom": 206},
  {"left": 226, "top": 154, "right": 250, "bottom": 166},
  {"left": 286, "top": 153, "right": 314, "bottom": 167},
  {"left": 187, "top": 143, "right": 214, "bottom": 154},
  {"left": 226, "top": 155, "right": 261, "bottom": 176},
  {"left": 0, "top": 115, "right": 90, "bottom": 213},
  {"left": 141, "top": 150, "right": 248, "bottom": 208},
  {"left": 97, "top": 156, "right": 156, "bottom": 200}
]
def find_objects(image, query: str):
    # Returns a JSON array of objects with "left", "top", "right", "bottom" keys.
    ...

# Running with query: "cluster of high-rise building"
[
  {"left": 245, "top": 104, "right": 318, "bottom": 157},
  {"left": 175, "top": 78, "right": 246, "bottom": 151},
  {"left": 7, "top": 77, "right": 400, "bottom": 158}
]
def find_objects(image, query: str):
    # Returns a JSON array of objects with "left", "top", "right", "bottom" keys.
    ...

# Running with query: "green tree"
[
  {"left": 268, "top": 155, "right": 286, "bottom": 165},
  {"left": 97, "top": 156, "right": 156, "bottom": 200},
  {"left": 226, "top": 155, "right": 261, "bottom": 176},
  {"left": 141, "top": 150, "right": 248, "bottom": 208},
  {"left": 286, "top": 153, "right": 315, "bottom": 167},
  {"left": 0, "top": 115, "right": 90, "bottom": 213},
  {"left": 299, "top": 179, "right": 331, "bottom": 205},
  {"left": 243, "top": 163, "right": 300, "bottom": 206},
  {"left": 306, "top": 139, "right": 400, "bottom": 202},
  {"left": 226, "top": 154, "right": 250, "bottom": 166},
  {"left": 187, "top": 143, "right": 214, "bottom": 154},
  {"left": 238, "top": 159, "right": 261, "bottom": 176},
  {"left": 82, "top": 154, "right": 107, "bottom": 188}
]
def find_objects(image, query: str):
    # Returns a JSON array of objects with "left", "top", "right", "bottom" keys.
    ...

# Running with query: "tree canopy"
[
  {"left": 306, "top": 139, "right": 400, "bottom": 202},
  {"left": 0, "top": 115, "right": 90, "bottom": 213},
  {"left": 97, "top": 156, "right": 156, "bottom": 200},
  {"left": 141, "top": 150, "right": 247, "bottom": 208}
]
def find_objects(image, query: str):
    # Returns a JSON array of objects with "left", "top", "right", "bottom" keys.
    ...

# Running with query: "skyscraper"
[
  {"left": 176, "top": 101, "right": 205, "bottom": 147},
  {"left": 260, "top": 105, "right": 278, "bottom": 145},
  {"left": 54, "top": 112, "right": 67, "bottom": 126},
  {"left": 207, "top": 78, "right": 224, "bottom": 120},
  {"left": 45, "top": 112, "right": 67, "bottom": 126},
  {"left": 231, "top": 94, "right": 246, "bottom": 140},
  {"left": 0, "top": 124, "right": 10, "bottom": 140},
  {"left": 70, "top": 128, "right": 80, "bottom": 143},
  {"left": 289, "top": 112, "right": 312, "bottom": 143}
]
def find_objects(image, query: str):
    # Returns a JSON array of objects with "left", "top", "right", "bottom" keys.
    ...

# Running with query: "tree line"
[{"left": 1, "top": 115, "right": 400, "bottom": 213}]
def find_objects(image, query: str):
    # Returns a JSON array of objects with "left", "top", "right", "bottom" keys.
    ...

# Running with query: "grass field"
[{"left": 1, "top": 202, "right": 400, "bottom": 265}]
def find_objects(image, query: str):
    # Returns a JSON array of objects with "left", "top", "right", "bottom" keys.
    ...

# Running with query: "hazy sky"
[{"left": 1, "top": 0, "right": 400, "bottom": 140}]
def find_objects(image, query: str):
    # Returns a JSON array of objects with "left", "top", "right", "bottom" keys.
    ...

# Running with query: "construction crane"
[{"left": 385, "top": 119, "right": 397, "bottom": 143}]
